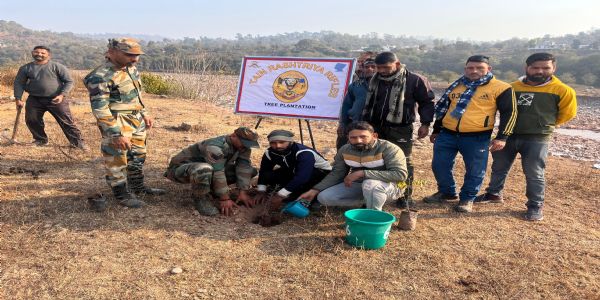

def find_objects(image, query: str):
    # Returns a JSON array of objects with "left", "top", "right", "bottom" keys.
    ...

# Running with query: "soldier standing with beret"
[{"left": 84, "top": 38, "right": 166, "bottom": 211}]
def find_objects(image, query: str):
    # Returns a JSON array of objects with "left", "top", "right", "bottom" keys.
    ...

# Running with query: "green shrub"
[{"left": 141, "top": 72, "right": 175, "bottom": 95}]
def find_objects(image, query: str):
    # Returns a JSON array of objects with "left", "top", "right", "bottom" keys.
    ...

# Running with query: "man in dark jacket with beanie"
[
  {"left": 361, "top": 51, "right": 435, "bottom": 208},
  {"left": 254, "top": 129, "right": 331, "bottom": 210}
]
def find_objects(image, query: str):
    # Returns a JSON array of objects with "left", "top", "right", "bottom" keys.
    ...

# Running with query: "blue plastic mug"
[{"left": 282, "top": 199, "right": 310, "bottom": 218}]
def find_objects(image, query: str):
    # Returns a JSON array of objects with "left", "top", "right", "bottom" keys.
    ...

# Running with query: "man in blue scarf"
[{"left": 424, "top": 55, "right": 517, "bottom": 213}]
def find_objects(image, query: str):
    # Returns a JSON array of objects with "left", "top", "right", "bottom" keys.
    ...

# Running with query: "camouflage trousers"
[
  {"left": 164, "top": 163, "right": 257, "bottom": 196},
  {"left": 100, "top": 112, "right": 147, "bottom": 187}
]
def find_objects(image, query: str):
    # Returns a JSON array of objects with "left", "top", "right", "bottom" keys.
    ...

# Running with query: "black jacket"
[{"left": 363, "top": 71, "right": 435, "bottom": 131}]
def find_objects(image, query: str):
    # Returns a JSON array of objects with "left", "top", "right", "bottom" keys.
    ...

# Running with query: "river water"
[
  {"left": 550, "top": 96, "right": 600, "bottom": 163},
  {"left": 555, "top": 128, "right": 600, "bottom": 141}
]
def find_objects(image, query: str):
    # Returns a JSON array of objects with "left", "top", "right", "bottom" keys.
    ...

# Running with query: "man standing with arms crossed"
[
  {"left": 475, "top": 53, "right": 577, "bottom": 221},
  {"left": 13, "top": 46, "right": 85, "bottom": 148},
  {"left": 84, "top": 38, "right": 165, "bottom": 211}
]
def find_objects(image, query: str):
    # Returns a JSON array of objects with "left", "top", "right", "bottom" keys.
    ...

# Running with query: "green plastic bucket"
[{"left": 344, "top": 209, "right": 396, "bottom": 250}]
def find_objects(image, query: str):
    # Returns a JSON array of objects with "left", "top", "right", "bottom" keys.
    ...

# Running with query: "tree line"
[{"left": 1, "top": 20, "right": 599, "bottom": 86}]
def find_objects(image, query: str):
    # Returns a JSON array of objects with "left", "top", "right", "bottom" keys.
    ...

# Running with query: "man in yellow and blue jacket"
[
  {"left": 475, "top": 53, "right": 577, "bottom": 221},
  {"left": 424, "top": 55, "right": 517, "bottom": 213}
]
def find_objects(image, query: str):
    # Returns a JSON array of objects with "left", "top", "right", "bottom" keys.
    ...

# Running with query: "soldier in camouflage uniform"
[
  {"left": 84, "top": 38, "right": 166, "bottom": 211},
  {"left": 165, "top": 127, "right": 259, "bottom": 216}
]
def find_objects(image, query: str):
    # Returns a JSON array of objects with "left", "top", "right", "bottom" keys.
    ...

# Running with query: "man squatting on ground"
[
  {"left": 253, "top": 130, "right": 331, "bottom": 210},
  {"left": 361, "top": 51, "right": 435, "bottom": 208},
  {"left": 84, "top": 38, "right": 166, "bottom": 211},
  {"left": 164, "top": 127, "right": 259, "bottom": 216},
  {"left": 14, "top": 45, "right": 85, "bottom": 148},
  {"left": 424, "top": 55, "right": 517, "bottom": 213},
  {"left": 300, "top": 121, "right": 407, "bottom": 211},
  {"left": 475, "top": 52, "right": 577, "bottom": 221}
]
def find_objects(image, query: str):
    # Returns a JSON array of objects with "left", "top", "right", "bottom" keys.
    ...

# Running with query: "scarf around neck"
[
  {"left": 434, "top": 72, "right": 493, "bottom": 120},
  {"left": 363, "top": 66, "right": 408, "bottom": 124}
]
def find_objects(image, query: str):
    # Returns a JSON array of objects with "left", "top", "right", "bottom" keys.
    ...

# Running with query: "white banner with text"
[{"left": 235, "top": 56, "right": 355, "bottom": 120}]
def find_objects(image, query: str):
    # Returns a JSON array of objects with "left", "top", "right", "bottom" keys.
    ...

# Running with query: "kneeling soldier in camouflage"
[{"left": 165, "top": 127, "right": 259, "bottom": 216}]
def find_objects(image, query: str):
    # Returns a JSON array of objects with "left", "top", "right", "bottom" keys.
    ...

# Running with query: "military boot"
[
  {"left": 87, "top": 193, "right": 107, "bottom": 212},
  {"left": 128, "top": 172, "right": 167, "bottom": 196},
  {"left": 193, "top": 195, "right": 219, "bottom": 216},
  {"left": 112, "top": 183, "right": 146, "bottom": 208}
]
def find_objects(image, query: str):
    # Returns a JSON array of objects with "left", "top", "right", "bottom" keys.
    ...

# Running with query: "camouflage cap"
[
  {"left": 234, "top": 127, "right": 260, "bottom": 149},
  {"left": 108, "top": 38, "right": 144, "bottom": 55}
]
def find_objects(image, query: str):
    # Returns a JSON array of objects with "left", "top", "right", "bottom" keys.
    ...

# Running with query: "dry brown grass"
[
  {"left": 158, "top": 73, "right": 238, "bottom": 104},
  {"left": 0, "top": 81, "right": 599, "bottom": 299},
  {"left": 0, "top": 64, "right": 21, "bottom": 98}
]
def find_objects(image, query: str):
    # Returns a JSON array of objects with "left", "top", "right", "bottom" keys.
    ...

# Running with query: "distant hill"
[
  {"left": 75, "top": 33, "right": 170, "bottom": 43},
  {"left": 0, "top": 20, "right": 105, "bottom": 68},
  {"left": 1, "top": 20, "right": 599, "bottom": 87}
]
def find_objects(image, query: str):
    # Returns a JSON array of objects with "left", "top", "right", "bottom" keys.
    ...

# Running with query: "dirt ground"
[{"left": 0, "top": 94, "right": 599, "bottom": 300}]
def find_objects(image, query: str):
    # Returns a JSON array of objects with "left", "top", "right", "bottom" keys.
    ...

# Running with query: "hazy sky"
[{"left": 1, "top": 0, "right": 598, "bottom": 41}]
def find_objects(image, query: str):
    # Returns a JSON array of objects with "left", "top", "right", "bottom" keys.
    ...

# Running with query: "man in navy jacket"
[{"left": 254, "top": 130, "right": 331, "bottom": 210}]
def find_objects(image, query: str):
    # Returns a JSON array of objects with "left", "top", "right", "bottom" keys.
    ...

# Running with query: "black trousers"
[
  {"left": 379, "top": 124, "right": 414, "bottom": 199},
  {"left": 25, "top": 95, "right": 83, "bottom": 146}
]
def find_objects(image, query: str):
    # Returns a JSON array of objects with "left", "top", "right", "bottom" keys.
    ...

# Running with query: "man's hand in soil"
[
  {"left": 270, "top": 194, "right": 284, "bottom": 211},
  {"left": 237, "top": 190, "right": 255, "bottom": 207},
  {"left": 253, "top": 191, "right": 268, "bottom": 204},
  {"left": 219, "top": 199, "right": 237, "bottom": 216},
  {"left": 299, "top": 189, "right": 319, "bottom": 202}
]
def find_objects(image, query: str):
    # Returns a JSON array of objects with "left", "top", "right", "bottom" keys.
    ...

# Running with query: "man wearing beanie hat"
[
  {"left": 337, "top": 57, "right": 377, "bottom": 149},
  {"left": 254, "top": 129, "right": 331, "bottom": 210},
  {"left": 84, "top": 38, "right": 165, "bottom": 212},
  {"left": 165, "top": 127, "right": 259, "bottom": 216}
]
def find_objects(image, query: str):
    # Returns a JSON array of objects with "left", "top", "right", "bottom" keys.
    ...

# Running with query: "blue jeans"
[
  {"left": 432, "top": 130, "right": 491, "bottom": 201},
  {"left": 486, "top": 135, "right": 549, "bottom": 208}
]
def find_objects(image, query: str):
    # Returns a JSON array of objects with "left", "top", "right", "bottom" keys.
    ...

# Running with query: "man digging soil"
[{"left": 164, "top": 127, "right": 259, "bottom": 216}]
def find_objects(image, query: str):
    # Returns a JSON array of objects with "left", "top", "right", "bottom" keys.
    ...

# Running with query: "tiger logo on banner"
[
  {"left": 235, "top": 56, "right": 355, "bottom": 120},
  {"left": 272, "top": 70, "right": 309, "bottom": 103}
]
